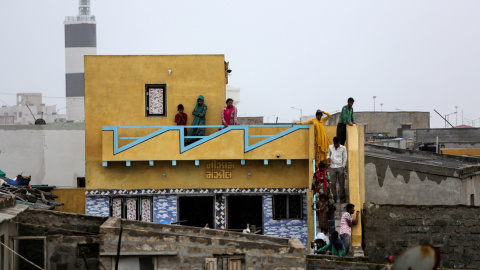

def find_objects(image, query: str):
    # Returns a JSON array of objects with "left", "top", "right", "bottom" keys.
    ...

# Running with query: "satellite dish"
[
  {"left": 35, "top": 119, "right": 46, "bottom": 125},
  {"left": 392, "top": 245, "right": 439, "bottom": 270}
]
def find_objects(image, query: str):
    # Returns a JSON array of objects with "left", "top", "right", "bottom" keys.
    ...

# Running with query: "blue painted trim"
[
  {"left": 264, "top": 159, "right": 268, "bottom": 165},
  {"left": 149, "top": 161, "right": 154, "bottom": 166},
  {"left": 103, "top": 125, "right": 309, "bottom": 155},
  {"left": 195, "top": 160, "right": 199, "bottom": 166},
  {"left": 102, "top": 161, "right": 108, "bottom": 167},
  {"left": 126, "top": 161, "right": 131, "bottom": 167},
  {"left": 312, "top": 157, "right": 316, "bottom": 173},
  {"left": 119, "top": 137, "right": 142, "bottom": 140},
  {"left": 313, "top": 194, "right": 318, "bottom": 237},
  {"left": 241, "top": 159, "right": 245, "bottom": 165},
  {"left": 286, "top": 159, "right": 291, "bottom": 165},
  {"left": 172, "top": 160, "right": 177, "bottom": 166},
  {"left": 244, "top": 125, "right": 307, "bottom": 152}
]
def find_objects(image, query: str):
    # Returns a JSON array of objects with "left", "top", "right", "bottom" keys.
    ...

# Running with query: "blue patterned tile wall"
[
  {"left": 86, "top": 196, "right": 110, "bottom": 217},
  {"left": 263, "top": 194, "right": 308, "bottom": 249},
  {"left": 153, "top": 195, "right": 177, "bottom": 224}
]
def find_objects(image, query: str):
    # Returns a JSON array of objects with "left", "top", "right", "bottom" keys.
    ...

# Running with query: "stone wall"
[
  {"left": 0, "top": 194, "right": 16, "bottom": 209},
  {"left": 16, "top": 209, "right": 107, "bottom": 270},
  {"left": 363, "top": 203, "right": 480, "bottom": 269},
  {"left": 99, "top": 217, "right": 306, "bottom": 270}
]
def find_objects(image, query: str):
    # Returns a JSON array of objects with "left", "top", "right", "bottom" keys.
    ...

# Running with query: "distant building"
[
  {"left": 0, "top": 93, "right": 66, "bottom": 125},
  {"left": 64, "top": 0, "right": 97, "bottom": 122},
  {"left": 326, "top": 111, "right": 430, "bottom": 138}
]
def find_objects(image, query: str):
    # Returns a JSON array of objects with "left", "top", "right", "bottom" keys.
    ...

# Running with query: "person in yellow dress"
[{"left": 296, "top": 110, "right": 331, "bottom": 166}]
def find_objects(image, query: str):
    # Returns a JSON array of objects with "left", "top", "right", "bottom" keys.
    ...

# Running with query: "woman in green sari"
[{"left": 187, "top": 95, "right": 208, "bottom": 144}]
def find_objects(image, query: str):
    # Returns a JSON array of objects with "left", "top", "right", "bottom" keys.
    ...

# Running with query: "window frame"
[
  {"left": 272, "top": 194, "right": 303, "bottom": 220},
  {"left": 145, "top": 84, "right": 167, "bottom": 117}
]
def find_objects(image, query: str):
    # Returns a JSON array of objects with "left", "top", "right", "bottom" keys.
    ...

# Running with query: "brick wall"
[{"left": 363, "top": 203, "right": 480, "bottom": 269}]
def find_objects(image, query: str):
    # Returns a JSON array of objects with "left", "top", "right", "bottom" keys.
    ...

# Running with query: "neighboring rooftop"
[{"left": 365, "top": 144, "right": 480, "bottom": 179}]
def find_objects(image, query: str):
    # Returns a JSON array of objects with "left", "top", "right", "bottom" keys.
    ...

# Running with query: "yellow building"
[{"left": 84, "top": 55, "right": 364, "bottom": 252}]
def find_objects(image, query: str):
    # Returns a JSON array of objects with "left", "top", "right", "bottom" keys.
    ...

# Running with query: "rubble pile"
[{"left": 0, "top": 181, "right": 63, "bottom": 210}]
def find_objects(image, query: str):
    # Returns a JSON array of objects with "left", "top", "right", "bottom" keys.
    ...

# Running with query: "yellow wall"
[
  {"left": 88, "top": 159, "right": 309, "bottom": 190},
  {"left": 85, "top": 55, "right": 227, "bottom": 189},
  {"left": 346, "top": 124, "right": 365, "bottom": 249},
  {"left": 51, "top": 188, "right": 86, "bottom": 214},
  {"left": 102, "top": 128, "right": 310, "bottom": 161},
  {"left": 441, "top": 149, "right": 480, "bottom": 156}
]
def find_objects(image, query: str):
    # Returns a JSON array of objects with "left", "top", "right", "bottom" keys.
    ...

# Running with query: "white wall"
[{"left": 0, "top": 126, "right": 84, "bottom": 187}]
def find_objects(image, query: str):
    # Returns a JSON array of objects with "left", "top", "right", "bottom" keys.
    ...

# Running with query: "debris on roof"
[{"left": 0, "top": 176, "right": 63, "bottom": 210}]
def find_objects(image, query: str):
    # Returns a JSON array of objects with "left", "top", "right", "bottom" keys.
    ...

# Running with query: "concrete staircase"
[{"left": 314, "top": 170, "right": 365, "bottom": 257}]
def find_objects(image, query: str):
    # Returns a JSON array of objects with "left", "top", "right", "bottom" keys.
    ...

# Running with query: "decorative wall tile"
[
  {"left": 86, "top": 188, "right": 307, "bottom": 196},
  {"left": 154, "top": 195, "right": 177, "bottom": 224},
  {"left": 111, "top": 198, "right": 122, "bottom": 218},
  {"left": 141, "top": 198, "right": 152, "bottom": 222},
  {"left": 86, "top": 196, "right": 110, "bottom": 217},
  {"left": 215, "top": 194, "right": 226, "bottom": 229},
  {"left": 126, "top": 198, "right": 137, "bottom": 220},
  {"left": 263, "top": 194, "right": 308, "bottom": 248}
]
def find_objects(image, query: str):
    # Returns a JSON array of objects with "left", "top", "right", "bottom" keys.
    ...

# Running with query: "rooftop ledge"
[{"left": 101, "top": 125, "right": 312, "bottom": 164}]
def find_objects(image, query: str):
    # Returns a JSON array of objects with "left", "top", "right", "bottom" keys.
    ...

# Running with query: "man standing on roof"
[
  {"left": 328, "top": 137, "right": 348, "bottom": 203},
  {"left": 336, "top": 97, "right": 355, "bottom": 145}
]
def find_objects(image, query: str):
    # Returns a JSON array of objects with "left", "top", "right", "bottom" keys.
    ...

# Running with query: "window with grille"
[
  {"left": 110, "top": 197, "right": 153, "bottom": 222},
  {"left": 273, "top": 195, "right": 302, "bottom": 220},
  {"left": 145, "top": 84, "right": 167, "bottom": 117}
]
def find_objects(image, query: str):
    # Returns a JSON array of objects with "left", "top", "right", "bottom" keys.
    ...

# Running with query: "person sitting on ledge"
[{"left": 316, "top": 230, "right": 346, "bottom": 256}]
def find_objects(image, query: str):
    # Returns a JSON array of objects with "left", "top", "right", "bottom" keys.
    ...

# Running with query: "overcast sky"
[{"left": 1, "top": 0, "right": 479, "bottom": 127}]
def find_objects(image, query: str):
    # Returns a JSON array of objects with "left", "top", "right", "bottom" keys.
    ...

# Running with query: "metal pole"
[
  {"left": 455, "top": 106, "right": 458, "bottom": 126},
  {"left": 435, "top": 109, "right": 455, "bottom": 128},
  {"left": 115, "top": 223, "right": 123, "bottom": 270}
]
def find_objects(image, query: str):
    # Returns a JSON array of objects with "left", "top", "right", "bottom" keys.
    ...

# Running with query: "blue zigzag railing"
[{"left": 103, "top": 125, "right": 309, "bottom": 155}]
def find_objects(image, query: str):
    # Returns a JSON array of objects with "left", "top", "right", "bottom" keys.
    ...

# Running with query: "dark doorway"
[
  {"left": 227, "top": 196, "right": 263, "bottom": 233},
  {"left": 16, "top": 238, "right": 45, "bottom": 270},
  {"left": 178, "top": 196, "right": 214, "bottom": 229}
]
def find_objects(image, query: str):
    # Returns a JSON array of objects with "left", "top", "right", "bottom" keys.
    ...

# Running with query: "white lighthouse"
[{"left": 64, "top": 0, "right": 96, "bottom": 121}]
